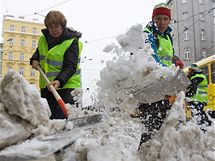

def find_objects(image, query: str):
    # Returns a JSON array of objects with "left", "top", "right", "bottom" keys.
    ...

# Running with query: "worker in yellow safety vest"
[
  {"left": 186, "top": 64, "right": 211, "bottom": 131},
  {"left": 137, "top": 3, "right": 185, "bottom": 150},
  {"left": 30, "top": 10, "right": 82, "bottom": 119}
]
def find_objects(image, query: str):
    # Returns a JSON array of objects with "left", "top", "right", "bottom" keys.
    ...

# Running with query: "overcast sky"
[{"left": 0, "top": 0, "right": 165, "bottom": 105}]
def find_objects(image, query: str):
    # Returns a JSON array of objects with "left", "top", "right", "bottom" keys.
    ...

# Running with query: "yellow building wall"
[{"left": 2, "top": 16, "right": 45, "bottom": 89}]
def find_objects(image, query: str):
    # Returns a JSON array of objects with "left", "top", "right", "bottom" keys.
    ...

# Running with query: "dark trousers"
[
  {"left": 188, "top": 101, "right": 212, "bottom": 131},
  {"left": 137, "top": 100, "right": 171, "bottom": 149},
  {"left": 41, "top": 88, "right": 75, "bottom": 119},
  {"left": 208, "top": 111, "right": 215, "bottom": 119}
]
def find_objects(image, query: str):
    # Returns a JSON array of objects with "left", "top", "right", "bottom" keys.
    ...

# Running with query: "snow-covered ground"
[{"left": 0, "top": 24, "right": 214, "bottom": 161}]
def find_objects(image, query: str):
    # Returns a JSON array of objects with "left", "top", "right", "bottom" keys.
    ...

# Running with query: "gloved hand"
[
  {"left": 165, "top": 95, "right": 177, "bottom": 105},
  {"left": 31, "top": 60, "right": 40, "bottom": 70},
  {"left": 172, "top": 55, "right": 184, "bottom": 69},
  {"left": 175, "top": 60, "right": 184, "bottom": 69}
]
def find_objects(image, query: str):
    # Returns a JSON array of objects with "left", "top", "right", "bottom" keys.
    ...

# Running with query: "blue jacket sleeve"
[{"left": 144, "top": 32, "right": 165, "bottom": 66}]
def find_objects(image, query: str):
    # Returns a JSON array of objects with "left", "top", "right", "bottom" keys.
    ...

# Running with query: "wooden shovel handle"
[{"left": 37, "top": 66, "right": 68, "bottom": 118}]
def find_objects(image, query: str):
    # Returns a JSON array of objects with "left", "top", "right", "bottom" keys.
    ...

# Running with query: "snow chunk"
[{"left": 0, "top": 70, "right": 51, "bottom": 126}]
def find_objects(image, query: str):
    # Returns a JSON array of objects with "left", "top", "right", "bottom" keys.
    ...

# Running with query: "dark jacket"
[
  {"left": 30, "top": 28, "right": 82, "bottom": 88},
  {"left": 186, "top": 69, "right": 204, "bottom": 97}
]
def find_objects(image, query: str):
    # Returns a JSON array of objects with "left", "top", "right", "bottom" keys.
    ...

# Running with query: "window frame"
[
  {"left": 201, "top": 29, "right": 206, "bottom": 41},
  {"left": 184, "top": 48, "right": 191, "bottom": 60},
  {"left": 184, "top": 30, "right": 190, "bottom": 41},
  {"left": 19, "top": 67, "right": 24, "bottom": 75},
  {"left": 20, "top": 39, "right": 26, "bottom": 47},
  {"left": 9, "top": 25, "right": 15, "bottom": 31},
  {"left": 20, "top": 52, "right": 25, "bottom": 61},
  {"left": 21, "top": 26, "right": 26, "bottom": 33},
  {"left": 8, "top": 52, "right": 13, "bottom": 60}
]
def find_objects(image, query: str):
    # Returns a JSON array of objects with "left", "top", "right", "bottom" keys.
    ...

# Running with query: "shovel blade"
[
  {"left": 69, "top": 113, "right": 106, "bottom": 128},
  {"left": 133, "top": 69, "right": 190, "bottom": 103}
]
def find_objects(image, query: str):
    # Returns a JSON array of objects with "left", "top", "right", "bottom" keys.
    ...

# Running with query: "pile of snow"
[
  {"left": 0, "top": 71, "right": 50, "bottom": 149},
  {"left": 0, "top": 71, "right": 91, "bottom": 150},
  {"left": 68, "top": 93, "right": 215, "bottom": 161},
  {"left": 97, "top": 24, "right": 178, "bottom": 114},
  {"left": 0, "top": 71, "right": 51, "bottom": 126},
  {"left": 70, "top": 24, "right": 215, "bottom": 161},
  {"left": 138, "top": 93, "right": 215, "bottom": 161},
  {"left": 0, "top": 24, "right": 214, "bottom": 161}
]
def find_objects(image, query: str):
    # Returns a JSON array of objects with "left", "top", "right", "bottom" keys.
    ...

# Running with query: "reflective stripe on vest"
[
  {"left": 38, "top": 35, "right": 82, "bottom": 89},
  {"left": 190, "top": 74, "right": 208, "bottom": 102}
]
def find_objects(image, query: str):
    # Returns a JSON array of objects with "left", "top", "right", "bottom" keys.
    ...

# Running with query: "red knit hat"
[{"left": 152, "top": 3, "right": 171, "bottom": 19}]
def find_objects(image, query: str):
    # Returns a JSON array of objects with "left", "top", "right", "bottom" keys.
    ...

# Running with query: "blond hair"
[{"left": 44, "top": 10, "right": 67, "bottom": 28}]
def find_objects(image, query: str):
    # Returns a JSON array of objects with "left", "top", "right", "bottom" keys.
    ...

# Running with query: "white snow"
[
  {"left": 0, "top": 70, "right": 51, "bottom": 126},
  {"left": 0, "top": 24, "right": 214, "bottom": 161}
]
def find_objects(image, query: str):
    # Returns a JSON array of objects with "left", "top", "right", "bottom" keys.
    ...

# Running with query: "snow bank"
[
  {"left": 0, "top": 71, "right": 51, "bottom": 149},
  {"left": 0, "top": 103, "right": 32, "bottom": 150},
  {"left": 139, "top": 93, "right": 215, "bottom": 161},
  {"left": 0, "top": 70, "right": 50, "bottom": 126}
]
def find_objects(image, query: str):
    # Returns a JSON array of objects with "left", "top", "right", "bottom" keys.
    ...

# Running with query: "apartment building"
[
  {"left": 0, "top": 42, "right": 3, "bottom": 78},
  {"left": 1, "top": 15, "right": 44, "bottom": 87},
  {"left": 167, "top": 0, "right": 215, "bottom": 67}
]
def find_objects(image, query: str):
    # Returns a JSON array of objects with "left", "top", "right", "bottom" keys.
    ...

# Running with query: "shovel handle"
[{"left": 37, "top": 66, "right": 68, "bottom": 118}]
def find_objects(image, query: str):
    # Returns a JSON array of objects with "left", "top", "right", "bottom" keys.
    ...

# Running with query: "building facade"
[
  {"left": 0, "top": 42, "right": 3, "bottom": 78},
  {"left": 1, "top": 15, "right": 44, "bottom": 87},
  {"left": 167, "top": 0, "right": 215, "bottom": 67}
]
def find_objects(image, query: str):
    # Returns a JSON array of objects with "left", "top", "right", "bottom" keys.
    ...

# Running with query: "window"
[
  {"left": 20, "top": 53, "right": 24, "bottom": 61},
  {"left": 7, "top": 38, "right": 14, "bottom": 46},
  {"left": 32, "top": 28, "right": 37, "bottom": 34},
  {"left": 200, "top": 13, "right": 204, "bottom": 21},
  {"left": 21, "top": 26, "right": 26, "bottom": 33},
  {"left": 31, "top": 68, "right": 36, "bottom": 76},
  {"left": 201, "top": 29, "right": 205, "bottom": 40},
  {"left": 19, "top": 67, "right": 24, "bottom": 75},
  {"left": 32, "top": 40, "right": 37, "bottom": 48},
  {"left": 184, "top": 30, "right": 189, "bottom": 40},
  {"left": 202, "top": 48, "right": 207, "bottom": 58},
  {"left": 20, "top": 39, "right": 26, "bottom": 47},
  {"left": 182, "top": 0, "right": 187, "bottom": 4},
  {"left": 9, "top": 25, "right": 15, "bottom": 31},
  {"left": 183, "top": 12, "right": 188, "bottom": 20},
  {"left": 184, "top": 48, "right": 191, "bottom": 59},
  {"left": 8, "top": 52, "right": 13, "bottom": 60}
]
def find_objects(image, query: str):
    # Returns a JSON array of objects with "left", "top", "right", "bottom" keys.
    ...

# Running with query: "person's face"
[
  {"left": 47, "top": 24, "right": 63, "bottom": 38},
  {"left": 153, "top": 15, "right": 170, "bottom": 33}
]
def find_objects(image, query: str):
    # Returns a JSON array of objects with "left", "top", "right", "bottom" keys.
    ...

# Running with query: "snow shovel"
[
  {"left": 37, "top": 66, "right": 69, "bottom": 117},
  {"left": 132, "top": 68, "right": 190, "bottom": 103},
  {"left": 37, "top": 66, "right": 106, "bottom": 127}
]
